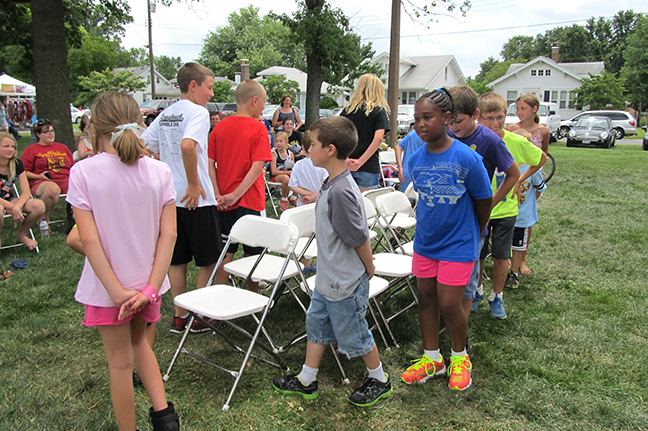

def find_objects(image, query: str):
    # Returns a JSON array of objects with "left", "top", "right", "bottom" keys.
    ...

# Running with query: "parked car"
[
  {"left": 70, "top": 104, "right": 91, "bottom": 123},
  {"left": 566, "top": 116, "right": 616, "bottom": 148},
  {"left": 397, "top": 105, "right": 415, "bottom": 136},
  {"left": 504, "top": 102, "right": 561, "bottom": 138},
  {"left": 262, "top": 105, "right": 279, "bottom": 122},
  {"left": 140, "top": 99, "right": 175, "bottom": 125},
  {"left": 557, "top": 110, "right": 637, "bottom": 140},
  {"left": 298, "top": 109, "right": 335, "bottom": 131}
]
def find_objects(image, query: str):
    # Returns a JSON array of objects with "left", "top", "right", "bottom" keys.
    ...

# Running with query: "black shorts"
[
  {"left": 219, "top": 207, "right": 264, "bottom": 255},
  {"left": 511, "top": 226, "right": 530, "bottom": 252},
  {"left": 480, "top": 216, "right": 516, "bottom": 260},
  {"left": 171, "top": 206, "right": 221, "bottom": 267}
]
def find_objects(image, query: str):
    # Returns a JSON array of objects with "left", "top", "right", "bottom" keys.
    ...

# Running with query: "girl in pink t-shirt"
[{"left": 67, "top": 92, "right": 179, "bottom": 431}]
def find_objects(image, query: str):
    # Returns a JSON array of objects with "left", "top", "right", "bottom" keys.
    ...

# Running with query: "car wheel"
[
  {"left": 558, "top": 126, "right": 570, "bottom": 139},
  {"left": 614, "top": 128, "right": 624, "bottom": 140},
  {"left": 610, "top": 134, "right": 616, "bottom": 147},
  {"left": 145, "top": 116, "right": 154, "bottom": 126},
  {"left": 566, "top": 140, "right": 574, "bottom": 148},
  {"left": 75, "top": 117, "right": 81, "bottom": 124}
]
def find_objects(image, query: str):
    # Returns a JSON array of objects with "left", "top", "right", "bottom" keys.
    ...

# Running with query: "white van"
[{"left": 504, "top": 102, "right": 561, "bottom": 138}]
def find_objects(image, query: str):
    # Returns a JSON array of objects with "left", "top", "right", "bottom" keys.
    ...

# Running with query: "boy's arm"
[
  {"left": 355, "top": 239, "right": 375, "bottom": 280},
  {"left": 395, "top": 145, "right": 405, "bottom": 183},
  {"left": 180, "top": 138, "right": 206, "bottom": 210},
  {"left": 347, "top": 129, "right": 385, "bottom": 172},
  {"left": 474, "top": 197, "right": 493, "bottom": 234},
  {"left": 290, "top": 185, "right": 318, "bottom": 204},
  {"left": 217, "top": 160, "right": 265, "bottom": 210},
  {"left": 208, "top": 157, "right": 221, "bottom": 198},
  {"left": 492, "top": 161, "right": 520, "bottom": 209}
]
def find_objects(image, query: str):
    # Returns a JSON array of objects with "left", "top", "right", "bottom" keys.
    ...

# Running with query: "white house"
[
  {"left": 487, "top": 49, "right": 604, "bottom": 118},
  {"left": 113, "top": 66, "right": 181, "bottom": 104},
  {"left": 371, "top": 52, "right": 466, "bottom": 105},
  {"left": 255, "top": 66, "right": 341, "bottom": 108}
]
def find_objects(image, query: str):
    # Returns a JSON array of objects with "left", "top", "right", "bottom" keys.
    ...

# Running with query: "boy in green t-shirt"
[{"left": 472, "top": 93, "right": 547, "bottom": 311}]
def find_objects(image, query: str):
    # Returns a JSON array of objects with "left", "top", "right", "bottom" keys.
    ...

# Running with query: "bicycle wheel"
[{"left": 542, "top": 153, "right": 556, "bottom": 183}]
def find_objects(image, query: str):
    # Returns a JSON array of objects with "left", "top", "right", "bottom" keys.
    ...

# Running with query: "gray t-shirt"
[{"left": 315, "top": 169, "right": 369, "bottom": 301}]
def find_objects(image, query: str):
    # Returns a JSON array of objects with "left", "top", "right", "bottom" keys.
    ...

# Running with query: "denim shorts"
[
  {"left": 306, "top": 273, "right": 375, "bottom": 359},
  {"left": 464, "top": 235, "right": 486, "bottom": 300},
  {"left": 351, "top": 171, "right": 380, "bottom": 190}
]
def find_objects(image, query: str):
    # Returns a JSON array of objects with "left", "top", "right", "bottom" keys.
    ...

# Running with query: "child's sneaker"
[
  {"left": 280, "top": 198, "right": 290, "bottom": 212},
  {"left": 302, "top": 265, "right": 317, "bottom": 276},
  {"left": 489, "top": 296, "right": 507, "bottom": 319},
  {"left": 504, "top": 271, "right": 519, "bottom": 289},
  {"left": 471, "top": 291, "right": 484, "bottom": 311},
  {"left": 448, "top": 355, "right": 472, "bottom": 391},
  {"left": 272, "top": 374, "right": 319, "bottom": 400},
  {"left": 348, "top": 374, "right": 393, "bottom": 407},
  {"left": 169, "top": 315, "right": 188, "bottom": 334},
  {"left": 400, "top": 355, "right": 446, "bottom": 384},
  {"left": 288, "top": 195, "right": 299, "bottom": 207}
]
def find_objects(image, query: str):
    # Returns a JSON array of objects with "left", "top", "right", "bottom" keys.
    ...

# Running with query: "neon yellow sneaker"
[
  {"left": 448, "top": 355, "right": 472, "bottom": 391},
  {"left": 400, "top": 354, "right": 446, "bottom": 384}
]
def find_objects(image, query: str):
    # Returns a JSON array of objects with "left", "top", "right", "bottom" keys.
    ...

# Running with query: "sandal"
[{"left": 0, "top": 269, "right": 15, "bottom": 281}]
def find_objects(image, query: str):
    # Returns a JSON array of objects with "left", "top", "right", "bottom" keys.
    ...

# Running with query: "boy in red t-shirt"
[{"left": 208, "top": 80, "right": 271, "bottom": 292}]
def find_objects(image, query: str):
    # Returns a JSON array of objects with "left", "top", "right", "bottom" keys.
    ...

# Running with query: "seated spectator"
[
  {"left": 282, "top": 117, "right": 302, "bottom": 155},
  {"left": 75, "top": 115, "right": 93, "bottom": 161},
  {"left": 0, "top": 132, "right": 45, "bottom": 250},
  {"left": 21, "top": 119, "right": 74, "bottom": 225},
  {"left": 209, "top": 112, "right": 220, "bottom": 135},
  {"left": 270, "top": 132, "right": 293, "bottom": 211},
  {"left": 272, "top": 94, "right": 302, "bottom": 131}
]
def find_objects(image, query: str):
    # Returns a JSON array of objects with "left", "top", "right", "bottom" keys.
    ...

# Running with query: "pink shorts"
[
  {"left": 412, "top": 252, "right": 475, "bottom": 286},
  {"left": 83, "top": 298, "right": 162, "bottom": 327}
]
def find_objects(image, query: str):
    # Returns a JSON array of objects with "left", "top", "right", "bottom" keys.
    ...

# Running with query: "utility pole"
[
  {"left": 387, "top": 0, "right": 401, "bottom": 148},
  {"left": 147, "top": 0, "right": 156, "bottom": 100}
]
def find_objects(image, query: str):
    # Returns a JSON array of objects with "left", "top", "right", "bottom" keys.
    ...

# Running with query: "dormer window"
[
  {"left": 538, "top": 70, "right": 544, "bottom": 76},
  {"left": 531, "top": 70, "right": 537, "bottom": 76},
  {"left": 546, "top": 69, "right": 551, "bottom": 76}
]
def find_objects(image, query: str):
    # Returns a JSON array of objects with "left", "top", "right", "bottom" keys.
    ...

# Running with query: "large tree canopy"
[
  {"left": 620, "top": 15, "right": 648, "bottom": 110},
  {"left": 574, "top": 70, "right": 626, "bottom": 111},
  {"left": 198, "top": 6, "right": 305, "bottom": 80}
]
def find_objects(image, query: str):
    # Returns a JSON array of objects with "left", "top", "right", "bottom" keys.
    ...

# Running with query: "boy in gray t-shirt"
[{"left": 272, "top": 116, "right": 393, "bottom": 407}]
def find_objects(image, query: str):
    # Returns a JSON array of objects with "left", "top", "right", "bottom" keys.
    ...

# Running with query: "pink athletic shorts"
[
  {"left": 83, "top": 298, "right": 162, "bottom": 327},
  {"left": 412, "top": 252, "right": 475, "bottom": 286}
]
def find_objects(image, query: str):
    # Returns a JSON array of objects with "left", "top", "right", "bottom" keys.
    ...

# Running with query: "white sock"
[
  {"left": 297, "top": 364, "right": 318, "bottom": 386},
  {"left": 367, "top": 362, "right": 387, "bottom": 382},
  {"left": 476, "top": 284, "right": 484, "bottom": 295},
  {"left": 489, "top": 292, "right": 503, "bottom": 301},
  {"left": 424, "top": 349, "right": 441, "bottom": 362},
  {"left": 179, "top": 313, "right": 189, "bottom": 319},
  {"left": 451, "top": 349, "right": 467, "bottom": 357}
]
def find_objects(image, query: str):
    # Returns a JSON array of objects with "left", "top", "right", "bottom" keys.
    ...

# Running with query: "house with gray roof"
[
  {"left": 487, "top": 49, "right": 605, "bottom": 118},
  {"left": 371, "top": 52, "right": 466, "bottom": 105},
  {"left": 113, "top": 66, "right": 181, "bottom": 104},
  {"left": 254, "top": 66, "right": 340, "bottom": 108}
]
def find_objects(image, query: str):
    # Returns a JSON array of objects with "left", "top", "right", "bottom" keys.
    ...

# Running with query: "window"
[
  {"left": 401, "top": 92, "right": 407, "bottom": 103},
  {"left": 445, "top": 67, "right": 448, "bottom": 81},
  {"left": 546, "top": 69, "right": 551, "bottom": 76},
  {"left": 156, "top": 77, "right": 160, "bottom": 84},
  {"left": 559, "top": 91, "right": 568, "bottom": 109},
  {"left": 544, "top": 90, "right": 550, "bottom": 102},
  {"left": 551, "top": 91, "right": 558, "bottom": 104},
  {"left": 408, "top": 92, "right": 417, "bottom": 105},
  {"left": 538, "top": 70, "right": 544, "bottom": 76},
  {"left": 506, "top": 91, "right": 517, "bottom": 105},
  {"left": 531, "top": 70, "right": 537, "bottom": 76}
]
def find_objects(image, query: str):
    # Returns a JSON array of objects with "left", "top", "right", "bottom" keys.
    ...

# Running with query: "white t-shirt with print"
[{"left": 143, "top": 99, "right": 216, "bottom": 207}]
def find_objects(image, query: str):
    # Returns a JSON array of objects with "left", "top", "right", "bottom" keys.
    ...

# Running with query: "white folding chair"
[
  {"left": 264, "top": 175, "right": 283, "bottom": 216},
  {"left": 379, "top": 150, "right": 400, "bottom": 188},
  {"left": 375, "top": 191, "right": 416, "bottom": 255},
  {"left": 1, "top": 184, "right": 39, "bottom": 253},
  {"left": 163, "top": 215, "right": 301, "bottom": 411}
]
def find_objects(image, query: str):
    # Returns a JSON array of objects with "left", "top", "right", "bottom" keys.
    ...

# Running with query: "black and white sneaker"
[
  {"left": 348, "top": 374, "right": 393, "bottom": 407},
  {"left": 272, "top": 374, "right": 319, "bottom": 400}
]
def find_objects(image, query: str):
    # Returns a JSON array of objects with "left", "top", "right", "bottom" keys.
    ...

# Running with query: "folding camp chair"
[
  {"left": 374, "top": 191, "right": 416, "bottom": 256},
  {"left": 163, "top": 215, "right": 301, "bottom": 411},
  {"left": 361, "top": 197, "right": 418, "bottom": 347},
  {"left": 379, "top": 150, "right": 400, "bottom": 188},
  {"left": 265, "top": 175, "right": 283, "bottom": 216},
  {"left": 1, "top": 184, "right": 39, "bottom": 253}
]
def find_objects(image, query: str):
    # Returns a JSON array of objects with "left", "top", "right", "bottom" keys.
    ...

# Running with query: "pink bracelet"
[{"left": 141, "top": 284, "right": 159, "bottom": 304}]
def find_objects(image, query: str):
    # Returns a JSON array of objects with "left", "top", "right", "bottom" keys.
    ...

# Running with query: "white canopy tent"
[{"left": 0, "top": 74, "right": 36, "bottom": 96}]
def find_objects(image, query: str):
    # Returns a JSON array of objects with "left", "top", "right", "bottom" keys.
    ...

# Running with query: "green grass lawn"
[{"left": 1, "top": 143, "right": 647, "bottom": 430}]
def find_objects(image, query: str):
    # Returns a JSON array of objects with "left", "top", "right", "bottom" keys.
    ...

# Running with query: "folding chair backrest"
[
  {"left": 362, "top": 187, "right": 394, "bottom": 208},
  {"left": 229, "top": 215, "right": 299, "bottom": 254},
  {"left": 404, "top": 182, "right": 418, "bottom": 200},
  {"left": 279, "top": 203, "right": 316, "bottom": 237},
  {"left": 375, "top": 191, "right": 412, "bottom": 218},
  {"left": 362, "top": 197, "right": 377, "bottom": 220},
  {"left": 379, "top": 150, "right": 397, "bottom": 164}
]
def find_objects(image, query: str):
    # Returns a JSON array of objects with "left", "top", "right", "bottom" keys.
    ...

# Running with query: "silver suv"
[{"left": 558, "top": 110, "right": 637, "bottom": 140}]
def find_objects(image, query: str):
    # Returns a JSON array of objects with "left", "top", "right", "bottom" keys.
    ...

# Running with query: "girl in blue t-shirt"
[{"left": 400, "top": 89, "right": 492, "bottom": 391}]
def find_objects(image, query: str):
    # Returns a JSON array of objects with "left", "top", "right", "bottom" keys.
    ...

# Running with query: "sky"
[{"left": 121, "top": 0, "right": 647, "bottom": 79}]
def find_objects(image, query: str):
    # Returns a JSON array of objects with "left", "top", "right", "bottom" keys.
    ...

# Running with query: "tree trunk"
[
  {"left": 31, "top": 0, "right": 74, "bottom": 151},
  {"left": 305, "top": 51, "right": 323, "bottom": 131},
  {"left": 386, "top": 0, "right": 401, "bottom": 148}
]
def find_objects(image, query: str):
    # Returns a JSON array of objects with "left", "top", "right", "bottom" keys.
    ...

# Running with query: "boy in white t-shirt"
[
  {"left": 288, "top": 131, "right": 328, "bottom": 206},
  {"left": 142, "top": 62, "right": 221, "bottom": 334}
]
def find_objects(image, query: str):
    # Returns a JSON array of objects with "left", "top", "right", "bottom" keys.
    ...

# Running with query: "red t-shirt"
[
  {"left": 21, "top": 142, "right": 74, "bottom": 193},
  {"left": 208, "top": 116, "right": 271, "bottom": 211}
]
